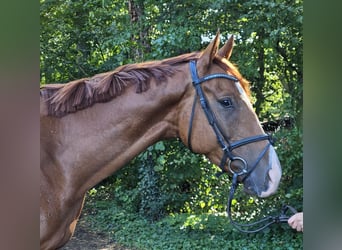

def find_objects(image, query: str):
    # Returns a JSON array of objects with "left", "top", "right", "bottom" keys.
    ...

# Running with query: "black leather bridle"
[{"left": 187, "top": 60, "right": 296, "bottom": 233}]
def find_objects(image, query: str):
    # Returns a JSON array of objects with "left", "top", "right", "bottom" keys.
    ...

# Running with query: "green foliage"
[
  {"left": 138, "top": 145, "right": 165, "bottom": 221},
  {"left": 85, "top": 199, "right": 302, "bottom": 250}
]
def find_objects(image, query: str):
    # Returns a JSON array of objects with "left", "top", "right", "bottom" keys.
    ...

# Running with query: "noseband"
[{"left": 187, "top": 60, "right": 296, "bottom": 232}]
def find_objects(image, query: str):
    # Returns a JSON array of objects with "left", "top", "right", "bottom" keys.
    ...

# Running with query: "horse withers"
[{"left": 40, "top": 31, "right": 281, "bottom": 249}]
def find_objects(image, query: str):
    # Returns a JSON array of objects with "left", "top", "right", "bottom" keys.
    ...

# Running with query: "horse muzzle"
[{"left": 241, "top": 145, "right": 282, "bottom": 198}]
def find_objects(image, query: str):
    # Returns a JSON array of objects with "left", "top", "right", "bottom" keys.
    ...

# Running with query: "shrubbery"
[{"left": 85, "top": 190, "right": 303, "bottom": 249}]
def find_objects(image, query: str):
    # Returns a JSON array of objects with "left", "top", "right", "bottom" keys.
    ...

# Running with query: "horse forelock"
[{"left": 40, "top": 52, "right": 200, "bottom": 117}]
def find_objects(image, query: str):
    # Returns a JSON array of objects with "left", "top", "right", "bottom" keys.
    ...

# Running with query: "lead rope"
[{"left": 226, "top": 173, "right": 298, "bottom": 233}]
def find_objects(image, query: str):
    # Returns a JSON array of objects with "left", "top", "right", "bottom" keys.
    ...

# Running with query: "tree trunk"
[{"left": 128, "top": 0, "right": 150, "bottom": 61}]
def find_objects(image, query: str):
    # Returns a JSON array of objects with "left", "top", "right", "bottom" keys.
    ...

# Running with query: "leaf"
[
  {"left": 155, "top": 141, "right": 165, "bottom": 151},
  {"left": 154, "top": 164, "right": 164, "bottom": 172}
]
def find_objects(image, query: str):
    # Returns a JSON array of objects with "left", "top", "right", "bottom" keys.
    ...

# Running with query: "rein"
[
  {"left": 227, "top": 173, "right": 297, "bottom": 233},
  {"left": 187, "top": 60, "right": 297, "bottom": 233}
]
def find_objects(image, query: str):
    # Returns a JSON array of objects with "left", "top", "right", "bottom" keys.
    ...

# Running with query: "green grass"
[{"left": 85, "top": 200, "right": 303, "bottom": 250}]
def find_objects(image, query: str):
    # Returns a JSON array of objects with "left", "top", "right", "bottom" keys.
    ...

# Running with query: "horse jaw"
[{"left": 259, "top": 146, "right": 282, "bottom": 198}]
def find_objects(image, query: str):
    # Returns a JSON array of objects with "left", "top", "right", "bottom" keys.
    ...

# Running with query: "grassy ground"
[
  {"left": 83, "top": 199, "right": 303, "bottom": 250},
  {"left": 61, "top": 217, "right": 133, "bottom": 250}
]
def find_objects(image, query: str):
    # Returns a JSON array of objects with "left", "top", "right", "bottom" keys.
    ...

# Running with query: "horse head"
[{"left": 178, "top": 31, "right": 282, "bottom": 198}]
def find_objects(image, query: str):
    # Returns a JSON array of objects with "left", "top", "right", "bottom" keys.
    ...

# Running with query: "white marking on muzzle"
[{"left": 259, "top": 146, "right": 282, "bottom": 198}]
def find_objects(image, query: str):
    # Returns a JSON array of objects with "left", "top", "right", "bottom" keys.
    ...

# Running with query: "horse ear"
[
  {"left": 198, "top": 30, "right": 220, "bottom": 70},
  {"left": 218, "top": 35, "right": 234, "bottom": 60}
]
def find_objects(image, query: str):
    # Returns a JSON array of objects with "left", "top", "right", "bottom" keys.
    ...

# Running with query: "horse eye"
[{"left": 219, "top": 98, "right": 233, "bottom": 108}]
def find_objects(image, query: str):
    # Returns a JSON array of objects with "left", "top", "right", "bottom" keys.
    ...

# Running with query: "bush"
[{"left": 85, "top": 199, "right": 303, "bottom": 250}]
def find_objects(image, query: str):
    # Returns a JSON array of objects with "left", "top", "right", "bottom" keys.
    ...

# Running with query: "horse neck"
[{"left": 44, "top": 64, "right": 190, "bottom": 197}]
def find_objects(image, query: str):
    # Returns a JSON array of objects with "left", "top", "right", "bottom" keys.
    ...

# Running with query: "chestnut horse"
[{"left": 40, "top": 32, "right": 282, "bottom": 249}]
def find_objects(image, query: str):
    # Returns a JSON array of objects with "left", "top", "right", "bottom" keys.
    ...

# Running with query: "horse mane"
[{"left": 40, "top": 52, "right": 250, "bottom": 117}]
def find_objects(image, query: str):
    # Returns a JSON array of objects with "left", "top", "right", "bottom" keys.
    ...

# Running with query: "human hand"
[{"left": 288, "top": 212, "right": 303, "bottom": 232}]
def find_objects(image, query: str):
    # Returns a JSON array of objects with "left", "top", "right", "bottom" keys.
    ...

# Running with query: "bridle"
[
  {"left": 187, "top": 60, "right": 272, "bottom": 179},
  {"left": 187, "top": 60, "right": 296, "bottom": 233}
]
